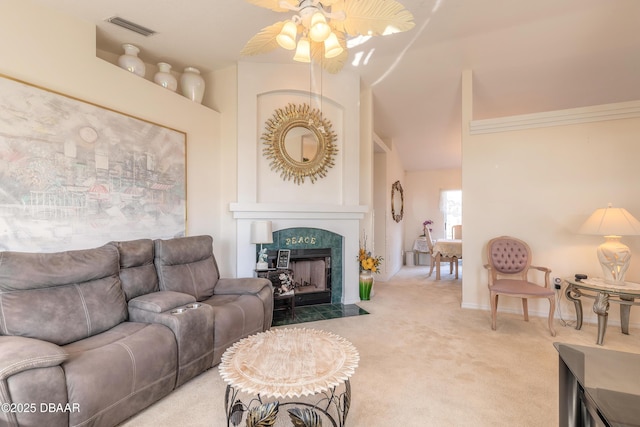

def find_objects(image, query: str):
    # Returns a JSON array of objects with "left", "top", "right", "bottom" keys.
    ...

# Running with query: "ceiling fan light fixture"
[
  {"left": 293, "top": 38, "right": 311, "bottom": 62},
  {"left": 323, "top": 32, "right": 343, "bottom": 58},
  {"left": 309, "top": 12, "right": 331, "bottom": 42},
  {"left": 276, "top": 20, "right": 298, "bottom": 50}
]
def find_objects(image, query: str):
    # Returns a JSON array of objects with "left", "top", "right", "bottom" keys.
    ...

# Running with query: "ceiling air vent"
[{"left": 106, "top": 16, "right": 156, "bottom": 37}]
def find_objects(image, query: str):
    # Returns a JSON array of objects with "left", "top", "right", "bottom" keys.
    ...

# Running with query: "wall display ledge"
[
  {"left": 470, "top": 100, "right": 640, "bottom": 135},
  {"left": 229, "top": 203, "right": 367, "bottom": 220}
]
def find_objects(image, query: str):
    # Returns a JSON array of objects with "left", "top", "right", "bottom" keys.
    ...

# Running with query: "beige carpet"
[{"left": 120, "top": 266, "right": 640, "bottom": 426}]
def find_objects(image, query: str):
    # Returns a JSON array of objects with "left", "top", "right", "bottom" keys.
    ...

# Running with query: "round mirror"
[
  {"left": 283, "top": 126, "right": 319, "bottom": 163},
  {"left": 391, "top": 180, "right": 404, "bottom": 222},
  {"left": 262, "top": 103, "right": 337, "bottom": 184}
]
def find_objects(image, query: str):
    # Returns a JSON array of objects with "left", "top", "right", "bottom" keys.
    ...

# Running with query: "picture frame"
[
  {"left": 0, "top": 74, "right": 186, "bottom": 252},
  {"left": 276, "top": 249, "right": 291, "bottom": 269}
]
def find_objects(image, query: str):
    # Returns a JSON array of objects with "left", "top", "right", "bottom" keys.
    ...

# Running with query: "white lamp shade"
[
  {"left": 579, "top": 204, "right": 640, "bottom": 236},
  {"left": 250, "top": 221, "right": 273, "bottom": 244},
  {"left": 293, "top": 38, "right": 311, "bottom": 63},
  {"left": 309, "top": 12, "right": 331, "bottom": 42},
  {"left": 324, "top": 32, "right": 343, "bottom": 58},
  {"left": 276, "top": 21, "right": 298, "bottom": 50}
]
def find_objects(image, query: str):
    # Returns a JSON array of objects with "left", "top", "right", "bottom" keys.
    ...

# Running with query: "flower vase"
[
  {"left": 117, "top": 43, "right": 146, "bottom": 77},
  {"left": 359, "top": 271, "right": 374, "bottom": 301}
]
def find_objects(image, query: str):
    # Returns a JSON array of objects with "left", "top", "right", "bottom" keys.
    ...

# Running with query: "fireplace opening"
[{"left": 267, "top": 248, "right": 332, "bottom": 306}]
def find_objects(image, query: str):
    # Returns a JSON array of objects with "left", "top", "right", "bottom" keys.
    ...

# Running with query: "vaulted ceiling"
[{"left": 33, "top": 0, "right": 640, "bottom": 171}]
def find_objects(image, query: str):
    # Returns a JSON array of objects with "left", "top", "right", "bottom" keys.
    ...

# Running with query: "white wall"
[
  {"left": 0, "top": 1, "right": 228, "bottom": 270},
  {"left": 462, "top": 70, "right": 640, "bottom": 327},
  {"left": 374, "top": 139, "right": 405, "bottom": 281}
]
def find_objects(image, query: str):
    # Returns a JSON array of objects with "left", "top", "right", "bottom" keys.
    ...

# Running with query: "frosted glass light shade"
[
  {"left": 324, "top": 32, "right": 343, "bottom": 58},
  {"left": 277, "top": 21, "right": 298, "bottom": 50},
  {"left": 293, "top": 38, "right": 311, "bottom": 62},
  {"left": 309, "top": 12, "right": 331, "bottom": 42}
]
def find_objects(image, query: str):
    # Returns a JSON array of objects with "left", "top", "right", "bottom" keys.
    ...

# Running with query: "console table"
[
  {"left": 219, "top": 328, "right": 359, "bottom": 426},
  {"left": 564, "top": 277, "right": 640, "bottom": 345},
  {"left": 556, "top": 342, "right": 640, "bottom": 426}
]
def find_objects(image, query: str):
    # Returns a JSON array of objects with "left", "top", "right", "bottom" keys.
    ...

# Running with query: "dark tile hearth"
[{"left": 272, "top": 303, "right": 369, "bottom": 327}]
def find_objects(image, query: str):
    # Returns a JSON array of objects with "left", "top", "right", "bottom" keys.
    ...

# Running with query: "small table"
[
  {"left": 432, "top": 239, "right": 462, "bottom": 280},
  {"left": 564, "top": 277, "right": 640, "bottom": 345},
  {"left": 274, "top": 291, "right": 295, "bottom": 320},
  {"left": 219, "top": 328, "right": 359, "bottom": 426},
  {"left": 412, "top": 236, "right": 430, "bottom": 265}
]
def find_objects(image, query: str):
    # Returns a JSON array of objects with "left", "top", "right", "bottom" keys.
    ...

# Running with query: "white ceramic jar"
[
  {"left": 180, "top": 67, "right": 205, "bottom": 103},
  {"left": 117, "top": 43, "right": 146, "bottom": 77},
  {"left": 153, "top": 62, "right": 178, "bottom": 91}
]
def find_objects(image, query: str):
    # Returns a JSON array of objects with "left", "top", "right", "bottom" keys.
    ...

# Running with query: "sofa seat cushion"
[
  {"left": 202, "top": 294, "right": 266, "bottom": 365},
  {"left": 62, "top": 322, "right": 177, "bottom": 427},
  {"left": 0, "top": 245, "right": 127, "bottom": 345}
]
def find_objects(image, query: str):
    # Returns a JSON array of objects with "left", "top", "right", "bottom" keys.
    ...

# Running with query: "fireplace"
[
  {"left": 258, "top": 227, "right": 343, "bottom": 306},
  {"left": 266, "top": 248, "right": 332, "bottom": 306}
]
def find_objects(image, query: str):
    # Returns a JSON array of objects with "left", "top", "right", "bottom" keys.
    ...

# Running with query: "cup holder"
[
  {"left": 171, "top": 308, "right": 187, "bottom": 315},
  {"left": 186, "top": 303, "right": 202, "bottom": 309}
]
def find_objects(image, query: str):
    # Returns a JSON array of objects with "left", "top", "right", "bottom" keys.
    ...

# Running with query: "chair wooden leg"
[
  {"left": 428, "top": 256, "right": 434, "bottom": 277},
  {"left": 454, "top": 257, "right": 458, "bottom": 279},
  {"left": 490, "top": 293, "right": 498, "bottom": 330},
  {"left": 522, "top": 298, "right": 529, "bottom": 322},
  {"left": 548, "top": 296, "right": 557, "bottom": 336}
]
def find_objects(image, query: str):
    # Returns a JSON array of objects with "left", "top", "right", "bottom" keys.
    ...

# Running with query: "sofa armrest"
[
  {"left": 128, "top": 290, "right": 196, "bottom": 314},
  {"left": 0, "top": 336, "right": 67, "bottom": 380},
  {"left": 214, "top": 277, "right": 272, "bottom": 296}
]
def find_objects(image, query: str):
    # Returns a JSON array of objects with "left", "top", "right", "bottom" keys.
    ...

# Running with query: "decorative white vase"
[
  {"left": 153, "top": 62, "right": 177, "bottom": 91},
  {"left": 180, "top": 67, "right": 205, "bottom": 103},
  {"left": 117, "top": 43, "right": 146, "bottom": 77}
]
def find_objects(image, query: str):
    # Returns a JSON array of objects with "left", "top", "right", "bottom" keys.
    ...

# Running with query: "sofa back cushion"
[
  {"left": 0, "top": 245, "right": 127, "bottom": 345},
  {"left": 110, "top": 239, "right": 159, "bottom": 301},
  {"left": 154, "top": 235, "right": 219, "bottom": 301}
]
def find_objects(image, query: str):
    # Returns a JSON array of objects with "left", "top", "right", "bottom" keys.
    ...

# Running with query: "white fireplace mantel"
[{"left": 229, "top": 203, "right": 368, "bottom": 220}]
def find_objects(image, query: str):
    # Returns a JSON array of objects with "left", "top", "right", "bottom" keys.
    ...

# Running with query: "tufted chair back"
[{"left": 487, "top": 236, "right": 532, "bottom": 280}]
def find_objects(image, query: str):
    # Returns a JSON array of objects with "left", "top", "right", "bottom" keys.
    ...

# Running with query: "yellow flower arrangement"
[{"left": 358, "top": 236, "right": 383, "bottom": 273}]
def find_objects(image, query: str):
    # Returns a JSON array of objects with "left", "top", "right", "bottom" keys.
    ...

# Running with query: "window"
[{"left": 440, "top": 190, "right": 462, "bottom": 239}]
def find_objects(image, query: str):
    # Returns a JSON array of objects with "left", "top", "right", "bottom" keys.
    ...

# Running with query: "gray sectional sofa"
[{"left": 0, "top": 235, "right": 273, "bottom": 427}]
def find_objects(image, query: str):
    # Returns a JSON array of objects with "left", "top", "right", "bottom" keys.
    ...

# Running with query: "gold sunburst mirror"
[{"left": 262, "top": 103, "right": 338, "bottom": 184}]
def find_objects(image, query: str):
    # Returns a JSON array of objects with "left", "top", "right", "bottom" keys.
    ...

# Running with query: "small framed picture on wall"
[{"left": 276, "top": 249, "right": 291, "bottom": 269}]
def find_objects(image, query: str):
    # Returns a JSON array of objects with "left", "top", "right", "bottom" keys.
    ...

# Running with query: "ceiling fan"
[{"left": 241, "top": 0, "right": 415, "bottom": 73}]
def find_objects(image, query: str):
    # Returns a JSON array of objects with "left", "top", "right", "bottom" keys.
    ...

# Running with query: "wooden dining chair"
[
  {"left": 452, "top": 225, "right": 462, "bottom": 239},
  {"left": 484, "top": 236, "right": 556, "bottom": 336}
]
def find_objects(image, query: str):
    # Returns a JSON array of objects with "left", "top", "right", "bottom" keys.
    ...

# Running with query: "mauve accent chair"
[{"left": 484, "top": 236, "right": 556, "bottom": 336}]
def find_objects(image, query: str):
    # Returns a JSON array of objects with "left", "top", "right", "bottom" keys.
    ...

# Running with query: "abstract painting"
[{"left": 0, "top": 75, "right": 186, "bottom": 252}]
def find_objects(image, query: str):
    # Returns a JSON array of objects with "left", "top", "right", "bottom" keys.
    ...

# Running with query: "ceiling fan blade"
[
  {"left": 240, "top": 21, "right": 286, "bottom": 56},
  {"left": 244, "top": 0, "right": 298, "bottom": 13},
  {"left": 331, "top": 0, "right": 415, "bottom": 36}
]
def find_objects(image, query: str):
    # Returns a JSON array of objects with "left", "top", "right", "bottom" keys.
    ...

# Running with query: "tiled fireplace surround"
[{"left": 230, "top": 204, "right": 366, "bottom": 305}]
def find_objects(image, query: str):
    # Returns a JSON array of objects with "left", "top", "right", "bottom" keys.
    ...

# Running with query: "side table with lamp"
[{"left": 568, "top": 204, "right": 640, "bottom": 345}]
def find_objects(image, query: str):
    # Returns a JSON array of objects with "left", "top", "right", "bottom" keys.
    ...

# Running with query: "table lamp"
[
  {"left": 579, "top": 203, "right": 640, "bottom": 283},
  {"left": 251, "top": 221, "right": 273, "bottom": 270}
]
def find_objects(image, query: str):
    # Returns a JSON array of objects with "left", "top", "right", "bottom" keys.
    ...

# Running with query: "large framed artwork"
[{"left": 0, "top": 75, "right": 186, "bottom": 252}]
